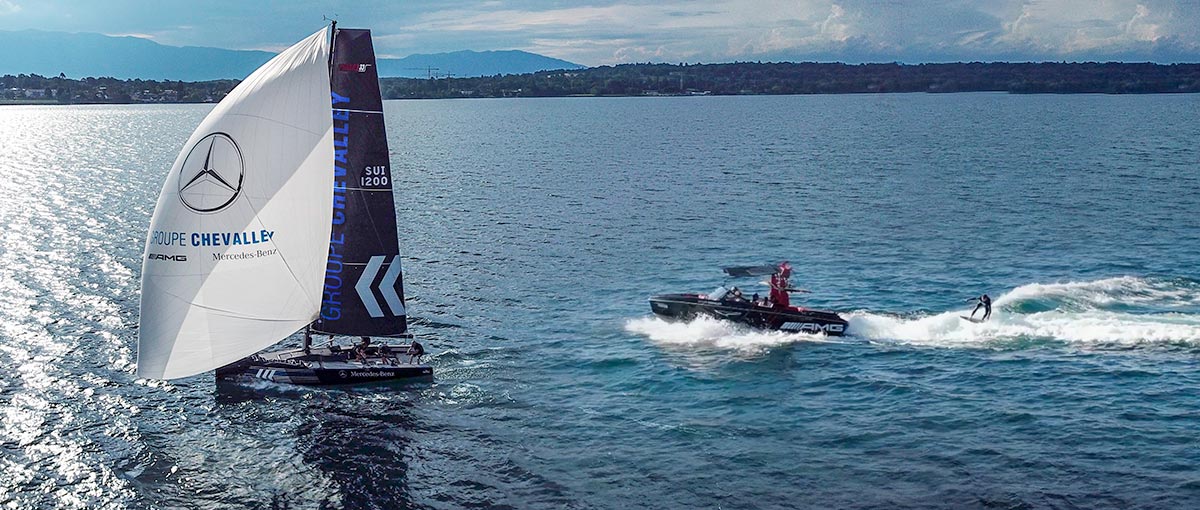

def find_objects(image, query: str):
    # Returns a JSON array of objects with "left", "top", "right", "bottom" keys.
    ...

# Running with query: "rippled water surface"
[{"left": 2, "top": 93, "right": 1199, "bottom": 509}]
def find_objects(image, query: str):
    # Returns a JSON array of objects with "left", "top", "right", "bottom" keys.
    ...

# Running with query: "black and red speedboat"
[{"left": 648, "top": 264, "right": 849, "bottom": 335}]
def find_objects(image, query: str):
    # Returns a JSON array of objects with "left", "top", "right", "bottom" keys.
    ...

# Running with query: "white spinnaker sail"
[{"left": 138, "top": 28, "right": 333, "bottom": 379}]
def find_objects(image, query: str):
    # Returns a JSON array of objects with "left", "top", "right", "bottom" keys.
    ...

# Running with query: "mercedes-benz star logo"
[{"left": 177, "top": 132, "right": 244, "bottom": 213}]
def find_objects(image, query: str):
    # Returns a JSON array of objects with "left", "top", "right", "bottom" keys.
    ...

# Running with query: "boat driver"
[{"left": 769, "top": 262, "right": 792, "bottom": 308}]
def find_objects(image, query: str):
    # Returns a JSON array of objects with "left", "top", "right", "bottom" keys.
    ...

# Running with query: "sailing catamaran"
[{"left": 137, "top": 24, "right": 432, "bottom": 384}]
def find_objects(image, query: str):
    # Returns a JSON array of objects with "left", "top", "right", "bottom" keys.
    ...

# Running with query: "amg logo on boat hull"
[
  {"left": 780, "top": 322, "right": 844, "bottom": 333},
  {"left": 147, "top": 253, "right": 188, "bottom": 262}
]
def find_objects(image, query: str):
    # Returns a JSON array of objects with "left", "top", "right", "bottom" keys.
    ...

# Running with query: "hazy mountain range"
[{"left": 0, "top": 30, "right": 584, "bottom": 81}]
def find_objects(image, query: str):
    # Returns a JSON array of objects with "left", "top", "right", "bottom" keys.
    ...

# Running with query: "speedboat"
[{"left": 649, "top": 285, "right": 849, "bottom": 336}]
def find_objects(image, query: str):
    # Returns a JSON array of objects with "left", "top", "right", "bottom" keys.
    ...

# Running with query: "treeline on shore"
[
  {"left": 383, "top": 62, "right": 1200, "bottom": 98},
  {"left": 1, "top": 74, "right": 236, "bottom": 104},
  {"left": 4, "top": 62, "right": 1199, "bottom": 105}
]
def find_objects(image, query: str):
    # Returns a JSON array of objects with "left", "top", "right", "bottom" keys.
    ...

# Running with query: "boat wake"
[
  {"left": 850, "top": 276, "right": 1200, "bottom": 348},
  {"left": 629, "top": 277, "right": 1200, "bottom": 351},
  {"left": 625, "top": 315, "right": 845, "bottom": 354}
]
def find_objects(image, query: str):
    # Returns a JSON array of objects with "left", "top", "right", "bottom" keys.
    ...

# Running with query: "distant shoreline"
[
  {"left": 0, "top": 99, "right": 58, "bottom": 105},
  {"left": 4, "top": 89, "right": 1196, "bottom": 107},
  {"left": 4, "top": 62, "right": 1199, "bottom": 105}
]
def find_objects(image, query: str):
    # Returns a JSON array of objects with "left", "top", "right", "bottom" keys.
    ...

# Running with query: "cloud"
[
  {"left": 820, "top": 4, "right": 852, "bottom": 41},
  {"left": 0, "top": 0, "right": 1196, "bottom": 65},
  {"left": 394, "top": 3, "right": 699, "bottom": 63},
  {"left": 704, "top": 0, "right": 1199, "bottom": 63},
  {"left": 982, "top": 0, "right": 1196, "bottom": 59},
  {"left": 390, "top": 0, "right": 1198, "bottom": 65},
  {"left": 405, "top": 4, "right": 644, "bottom": 33},
  {"left": 395, "top": 0, "right": 862, "bottom": 64}
]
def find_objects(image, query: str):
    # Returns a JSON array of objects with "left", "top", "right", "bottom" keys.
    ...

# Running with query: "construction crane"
[
  {"left": 404, "top": 67, "right": 441, "bottom": 79},
  {"left": 669, "top": 71, "right": 685, "bottom": 92}
]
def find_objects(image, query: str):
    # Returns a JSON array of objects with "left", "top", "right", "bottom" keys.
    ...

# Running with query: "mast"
[{"left": 327, "top": 20, "right": 337, "bottom": 79}]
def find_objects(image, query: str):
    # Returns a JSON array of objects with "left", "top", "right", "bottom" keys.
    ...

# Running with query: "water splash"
[
  {"left": 625, "top": 316, "right": 842, "bottom": 354},
  {"left": 998, "top": 275, "right": 1200, "bottom": 312},
  {"left": 850, "top": 276, "right": 1200, "bottom": 347}
]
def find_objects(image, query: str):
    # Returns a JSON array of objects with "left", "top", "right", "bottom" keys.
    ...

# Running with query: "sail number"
[{"left": 362, "top": 166, "right": 389, "bottom": 187}]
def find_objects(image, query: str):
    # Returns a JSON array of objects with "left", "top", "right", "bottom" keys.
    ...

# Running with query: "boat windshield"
[{"left": 707, "top": 286, "right": 728, "bottom": 301}]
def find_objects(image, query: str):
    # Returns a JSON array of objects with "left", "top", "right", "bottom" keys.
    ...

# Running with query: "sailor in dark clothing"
[
  {"left": 406, "top": 340, "right": 425, "bottom": 364},
  {"left": 969, "top": 294, "right": 992, "bottom": 321},
  {"left": 379, "top": 343, "right": 397, "bottom": 365},
  {"left": 354, "top": 336, "right": 372, "bottom": 364}
]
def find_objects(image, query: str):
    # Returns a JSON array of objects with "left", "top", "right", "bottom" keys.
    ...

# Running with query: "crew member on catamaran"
[
  {"left": 355, "top": 336, "right": 372, "bottom": 364},
  {"left": 407, "top": 341, "right": 425, "bottom": 364},
  {"left": 769, "top": 262, "right": 793, "bottom": 309}
]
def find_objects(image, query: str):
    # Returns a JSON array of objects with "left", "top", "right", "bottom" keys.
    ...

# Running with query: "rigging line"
[
  {"left": 156, "top": 287, "right": 312, "bottom": 322},
  {"left": 241, "top": 193, "right": 320, "bottom": 312},
  {"left": 356, "top": 187, "right": 395, "bottom": 260},
  {"left": 226, "top": 112, "right": 330, "bottom": 137}
]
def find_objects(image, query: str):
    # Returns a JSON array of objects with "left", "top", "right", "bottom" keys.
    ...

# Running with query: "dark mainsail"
[{"left": 314, "top": 28, "right": 407, "bottom": 337}]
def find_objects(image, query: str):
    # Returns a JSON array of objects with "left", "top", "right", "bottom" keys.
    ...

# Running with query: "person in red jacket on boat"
[{"left": 769, "top": 262, "right": 793, "bottom": 309}]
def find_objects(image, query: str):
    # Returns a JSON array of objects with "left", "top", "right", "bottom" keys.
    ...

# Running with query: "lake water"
[{"left": 1, "top": 93, "right": 1199, "bottom": 509}]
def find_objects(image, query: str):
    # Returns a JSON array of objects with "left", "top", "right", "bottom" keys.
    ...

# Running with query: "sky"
[{"left": 1, "top": 0, "right": 1198, "bottom": 65}]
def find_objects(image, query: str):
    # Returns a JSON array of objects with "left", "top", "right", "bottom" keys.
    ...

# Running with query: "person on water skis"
[
  {"left": 769, "top": 262, "right": 793, "bottom": 309},
  {"left": 969, "top": 294, "right": 992, "bottom": 321}
]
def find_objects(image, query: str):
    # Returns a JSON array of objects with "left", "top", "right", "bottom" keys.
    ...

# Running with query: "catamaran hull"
[
  {"left": 649, "top": 293, "right": 849, "bottom": 336},
  {"left": 215, "top": 347, "right": 432, "bottom": 385},
  {"left": 217, "top": 363, "right": 432, "bottom": 385}
]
